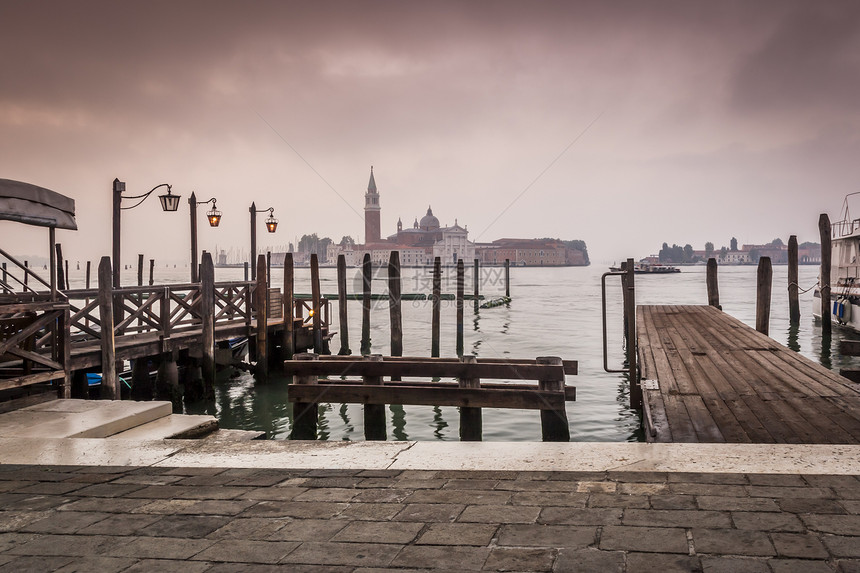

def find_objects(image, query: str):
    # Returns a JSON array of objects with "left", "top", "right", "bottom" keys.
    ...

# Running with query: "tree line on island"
[{"left": 657, "top": 237, "right": 821, "bottom": 264}]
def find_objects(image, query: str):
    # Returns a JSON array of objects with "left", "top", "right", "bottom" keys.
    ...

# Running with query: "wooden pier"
[{"left": 637, "top": 304, "right": 860, "bottom": 444}]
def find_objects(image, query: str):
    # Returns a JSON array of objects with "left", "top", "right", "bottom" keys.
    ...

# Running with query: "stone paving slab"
[{"left": 0, "top": 465, "right": 858, "bottom": 571}]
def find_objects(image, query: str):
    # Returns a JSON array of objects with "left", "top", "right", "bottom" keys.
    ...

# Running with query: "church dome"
[{"left": 419, "top": 206, "right": 440, "bottom": 231}]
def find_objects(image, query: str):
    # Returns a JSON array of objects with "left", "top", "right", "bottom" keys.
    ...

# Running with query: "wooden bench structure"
[
  {"left": 285, "top": 354, "right": 577, "bottom": 442},
  {"left": 637, "top": 304, "right": 860, "bottom": 443}
]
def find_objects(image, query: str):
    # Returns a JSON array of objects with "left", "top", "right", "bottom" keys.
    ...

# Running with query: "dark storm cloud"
[{"left": 731, "top": 2, "right": 860, "bottom": 114}]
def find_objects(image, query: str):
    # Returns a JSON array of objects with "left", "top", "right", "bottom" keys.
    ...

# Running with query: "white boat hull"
[{"left": 812, "top": 287, "right": 860, "bottom": 332}]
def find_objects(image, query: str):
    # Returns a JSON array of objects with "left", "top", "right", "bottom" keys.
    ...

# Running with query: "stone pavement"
[{"left": 0, "top": 464, "right": 859, "bottom": 572}]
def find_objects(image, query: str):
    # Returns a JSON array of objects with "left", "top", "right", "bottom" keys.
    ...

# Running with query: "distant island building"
[
  {"left": 326, "top": 167, "right": 589, "bottom": 267},
  {"left": 331, "top": 167, "right": 475, "bottom": 267}
]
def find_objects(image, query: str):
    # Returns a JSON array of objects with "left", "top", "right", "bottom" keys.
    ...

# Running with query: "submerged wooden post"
[
  {"left": 389, "top": 251, "right": 403, "bottom": 360},
  {"left": 137, "top": 254, "right": 144, "bottom": 286},
  {"left": 336, "top": 254, "right": 350, "bottom": 355},
  {"left": 310, "top": 254, "right": 322, "bottom": 354},
  {"left": 256, "top": 254, "right": 269, "bottom": 381},
  {"left": 788, "top": 235, "right": 800, "bottom": 324},
  {"left": 97, "top": 256, "right": 118, "bottom": 400},
  {"left": 55, "top": 243, "right": 65, "bottom": 291},
  {"left": 624, "top": 258, "right": 641, "bottom": 410},
  {"left": 820, "top": 214, "right": 832, "bottom": 336},
  {"left": 756, "top": 256, "right": 773, "bottom": 335},
  {"left": 537, "top": 356, "right": 570, "bottom": 441},
  {"left": 283, "top": 252, "right": 295, "bottom": 360},
  {"left": 473, "top": 258, "right": 480, "bottom": 312},
  {"left": 291, "top": 352, "right": 319, "bottom": 439},
  {"left": 149, "top": 259, "right": 155, "bottom": 286},
  {"left": 360, "top": 253, "right": 372, "bottom": 355},
  {"left": 459, "top": 354, "right": 481, "bottom": 441},
  {"left": 431, "top": 257, "right": 441, "bottom": 357},
  {"left": 504, "top": 258, "right": 511, "bottom": 297},
  {"left": 456, "top": 258, "right": 464, "bottom": 357},
  {"left": 364, "top": 354, "right": 387, "bottom": 440},
  {"left": 706, "top": 258, "right": 720, "bottom": 309},
  {"left": 200, "top": 252, "right": 216, "bottom": 397}
]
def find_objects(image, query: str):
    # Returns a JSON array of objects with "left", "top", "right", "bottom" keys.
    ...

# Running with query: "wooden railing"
[
  {"left": 285, "top": 354, "right": 576, "bottom": 442},
  {"left": 0, "top": 300, "right": 70, "bottom": 397}
]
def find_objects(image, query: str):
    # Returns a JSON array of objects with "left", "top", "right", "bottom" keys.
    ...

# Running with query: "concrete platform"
[
  {"left": 107, "top": 414, "right": 218, "bottom": 440},
  {"left": 0, "top": 400, "right": 172, "bottom": 439}
]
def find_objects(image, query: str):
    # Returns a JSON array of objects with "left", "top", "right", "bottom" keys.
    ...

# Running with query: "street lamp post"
[
  {"left": 189, "top": 192, "right": 221, "bottom": 283},
  {"left": 249, "top": 202, "right": 278, "bottom": 280},
  {"left": 112, "top": 178, "right": 180, "bottom": 288}
]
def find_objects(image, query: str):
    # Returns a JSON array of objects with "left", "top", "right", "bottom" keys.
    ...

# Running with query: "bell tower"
[{"left": 364, "top": 166, "right": 381, "bottom": 244}]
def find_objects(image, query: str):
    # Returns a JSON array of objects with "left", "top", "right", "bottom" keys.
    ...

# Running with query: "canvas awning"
[{"left": 0, "top": 179, "right": 77, "bottom": 230}]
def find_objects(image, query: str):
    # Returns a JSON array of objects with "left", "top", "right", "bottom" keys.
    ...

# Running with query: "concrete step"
[
  {"left": 0, "top": 399, "right": 172, "bottom": 439},
  {"left": 107, "top": 414, "right": 218, "bottom": 440}
]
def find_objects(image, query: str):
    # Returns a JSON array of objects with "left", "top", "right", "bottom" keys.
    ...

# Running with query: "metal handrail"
[{"left": 601, "top": 270, "right": 627, "bottom": 374}]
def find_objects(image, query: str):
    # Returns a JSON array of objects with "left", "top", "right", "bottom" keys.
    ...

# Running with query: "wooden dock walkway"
[{"left": 637, "top": 304, "right": 860, "bottom": 444}]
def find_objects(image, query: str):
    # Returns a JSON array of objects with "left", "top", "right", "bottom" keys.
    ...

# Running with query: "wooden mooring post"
[
  {"left": 55, "top": 243, "right": 65, "bottom": 290},
  {"left": 459, "top": 354, "right": 481, "bottom": 441},
  {"left": 622, "top": 258, "right": 641, "bottom": 410},
  {"left": 364, "top": 354, "right": 387, "bottom": 440},
  {"left": 310, "top": 254, "right": 323, "bottom": 354},
  {"left": 820, "top": 213, "right": 832, "bottom": 336},
  {"left": 538, "top": 356, "right": 570, "bottom": 441},
  {"left": 283, "top": 252, "right": 295, "bottom": 360},
  {"left": 200, "top": 252, "right": 216, "bottom": 397},
  {"left": 431, "top": 257, "right": 441, "bottom": 358},
  {"left": 504, "top": 258, "right": 511, "bottom": 297},
  {"left": 388, "top": 251, "right": 402, "bottom": 360},
  {"left": 706, "top": 257, "right": 720, "bottom": 309},
  {"left": 756, "top": 256, "right": 772, "bottom": 335},
  {"left": 291, "top": 352, "right": 319, "bottom": 439},
  {"left": 97, "top": 256, "right": 119, "bottom": 400},
  {"left": 337, "top": 254, "right": 351, "bottom": 355},
  {"left": 255, "top": 254, "right": 269, "bottom": 381},
  {"left": 137, "top": 254, "right": 144, "bottom": 287},
  {"left": 360, "top": 253, "right": 372, "bottom": 356},
  {"left": 456, "top": 258, "right": 464, "bottom": 357},
  {"left": 788, "top": 235, "right": 800, "bottom": 324},
  {"left": 473, "top": 258, "right": 480, "bottom": 312},
  {"left": 149, "top": 259, "right": 155, "bottom": 286}
]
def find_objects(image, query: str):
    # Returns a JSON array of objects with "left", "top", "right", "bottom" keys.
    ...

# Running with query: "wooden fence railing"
[{"left": 285, "top": 353, "right": 576, "bottom": 442}]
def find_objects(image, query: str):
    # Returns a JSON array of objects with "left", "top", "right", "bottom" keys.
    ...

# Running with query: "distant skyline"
[{"left": 1, "top": 0, "right": 858, "bottom": 265}]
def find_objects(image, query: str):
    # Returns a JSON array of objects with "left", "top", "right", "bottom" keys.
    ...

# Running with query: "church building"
[{"left": 334, "top": 167, "right": 475, "bottom": 267}]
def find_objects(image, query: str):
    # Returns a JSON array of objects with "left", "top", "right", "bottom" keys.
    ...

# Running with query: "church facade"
[{"left": 333, "top": 167, "right": 475, "bottom": 267}]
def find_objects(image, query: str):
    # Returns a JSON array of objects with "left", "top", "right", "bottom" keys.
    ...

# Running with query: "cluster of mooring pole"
[{"left": 704, "top": 218, "right": 833, "bottom": 338}]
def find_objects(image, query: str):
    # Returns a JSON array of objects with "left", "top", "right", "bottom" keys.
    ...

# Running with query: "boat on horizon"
[{"left": 609, "top": 262, "right": 681, "bottom": 274}]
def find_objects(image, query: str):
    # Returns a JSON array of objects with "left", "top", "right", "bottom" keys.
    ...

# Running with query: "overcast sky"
[{"left": 1, "top": 0, "right": 859, "bottom": 265}]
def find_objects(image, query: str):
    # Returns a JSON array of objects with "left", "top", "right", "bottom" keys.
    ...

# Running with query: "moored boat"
[
  {"left": 608, "top": 262, "right": 681, "bottom": 274},
  {"left": 813, "top": 192, "right": 860, "bottom": 330}
]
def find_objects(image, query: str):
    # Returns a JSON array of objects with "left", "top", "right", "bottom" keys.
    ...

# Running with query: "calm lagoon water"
[{"left": 91, "top": 262, "right": 859, "bottom": 442}]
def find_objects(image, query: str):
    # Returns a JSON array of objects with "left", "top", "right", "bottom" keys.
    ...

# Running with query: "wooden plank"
[
  {"left": 282, "top": 359, "right": 565, "bottom": 380},
  {"left": 661, "top": 394, "right": 698, "bottom": 442},
  {"left": 0, "top": 370, "right": 65, "bottom": 391},
  {"left": 681, "top": 395, "right": 725, "bottom": 442},
  {"left": 287, "top": 383, "right": 566, "bottom": 410}
]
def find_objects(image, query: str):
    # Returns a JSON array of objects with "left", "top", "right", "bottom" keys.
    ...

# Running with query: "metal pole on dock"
[
  {"left": 283, "top": 252, "right": 294, "bottom": 360},
  {"left": 200, "top": 252, "right": 216, "bottom": 397},
  {"left": 756, "top": 256, "right": 772, "bottom": 336},
  {"left": 431, "top": 257, "right": 441, "bottom": 358},
  {"left": 788, "top": 235, "right": 800, "bottom": 324},
  {"left": 250, "top": 202, "right": 257, "bottom": 281},
  {"left": 388, "top": 251, "right": 403, "bottom": 359},
  {"left": 255, "top": 254, "right": 268, "bottom": 381},
  {"left": 360, "top": 253, "right": 372, "bottom": 356},
  {"left": 456, "top": 258, "right": 464, "bottom": 357},
  {"left": 504, "top": 258, "right": 510, "bottom": 297},
  {"left": 624, "top": 258, "right": 641, "bottom": 410},
  {"left": 97, "top": 256, "right": 119, "bottom": 399},
  {"left": 707, "top": 258, "right": 720, "bottom": 309},
  {"left": 310, "top": 254, "right": 322, "bottom": 354},
  {"left": 189, "top": 192, "right": 199, "bottom": 283},
  {"left": 364, "top": 354, "right": 387, "bottom": 440},
  {"left": 336, "top": 254, "right": 350, "bottom": 355},
  {"left": 820, "top": 214, "right": 832, "bottom": 336}
]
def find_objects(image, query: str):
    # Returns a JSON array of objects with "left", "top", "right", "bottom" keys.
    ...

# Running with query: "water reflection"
[
  {"left": 786, "top": 324, "right": 800, "bottom": 353},
  {"left": 432, "top": 405, "right": 448, "bottom": 439},
  {"left": 338, "top": 403, "right": 354, "bottom": 441},
  {"left": 317, "top": 403, "right": 331, "bottom": 441},
  {"left": 390, "top": 404, "right": 407, "bottom": 440}
]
